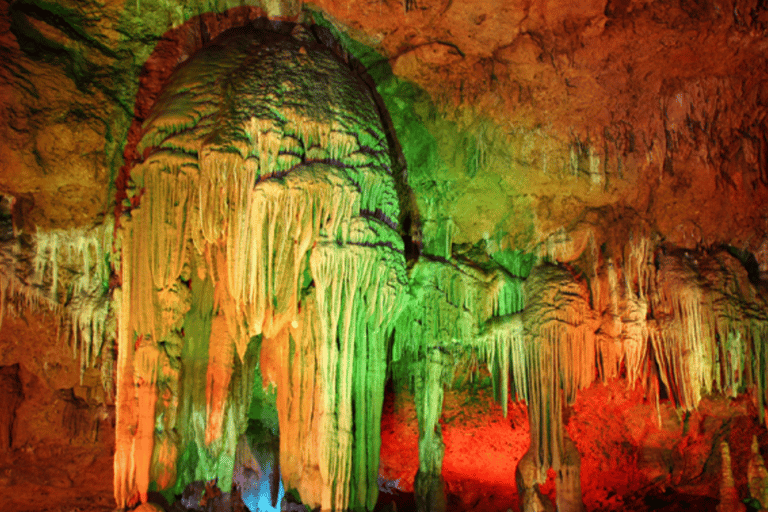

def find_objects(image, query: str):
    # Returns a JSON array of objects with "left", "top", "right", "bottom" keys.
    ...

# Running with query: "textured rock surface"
[{"left": 2, "top": 0, "right": 768, "bottom": 511}]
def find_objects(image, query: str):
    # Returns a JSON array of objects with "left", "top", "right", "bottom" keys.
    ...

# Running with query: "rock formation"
[{"left": 2, "top": 0, "right": 768, "bottom": 511}]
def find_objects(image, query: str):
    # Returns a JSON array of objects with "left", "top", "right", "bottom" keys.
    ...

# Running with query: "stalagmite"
[
  {"left": 717, "top": 441, "right": 746, "bottom": 512},
  {"left": 515, "top": 448, "right": 554, "bottom": 512},
  {"left": 556, "top": 435, "right": 586, "bottom": 512},
  {"left": 413, "top": 347, "right": 448, "bottom": 512}
]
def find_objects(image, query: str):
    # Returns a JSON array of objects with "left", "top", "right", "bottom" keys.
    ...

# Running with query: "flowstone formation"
[
  {"left": 3, "top": 2, "right": 768, "bottom": 510},
  {"left": 114, "top": 23, "right": 406, "bottom": 511},
  {"left": 387, "top": 228, "right": 768, "bottom": 510}
]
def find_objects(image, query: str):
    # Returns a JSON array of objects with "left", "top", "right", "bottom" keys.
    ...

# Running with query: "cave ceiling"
[{"left": 1, "top": 0, "right": 767, "bottom": 258}]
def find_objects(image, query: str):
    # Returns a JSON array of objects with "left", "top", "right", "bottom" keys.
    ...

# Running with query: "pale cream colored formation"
[{"left": 112, "top": 26, "right": 406, "bottom": 510}]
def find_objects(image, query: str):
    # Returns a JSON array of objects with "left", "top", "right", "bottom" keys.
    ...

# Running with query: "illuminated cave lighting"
[{"left": 240, "top": 460, "right": 284, "bottom": 512}]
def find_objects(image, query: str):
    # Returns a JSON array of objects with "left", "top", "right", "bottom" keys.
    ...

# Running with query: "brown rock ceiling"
[{"left": 0, "top": 0, "right": 766, "bottom": 254}]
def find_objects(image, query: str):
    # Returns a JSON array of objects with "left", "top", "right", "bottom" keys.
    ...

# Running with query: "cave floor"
[{"left": 0, "top": 377, "right": 747, "bottom": 512}]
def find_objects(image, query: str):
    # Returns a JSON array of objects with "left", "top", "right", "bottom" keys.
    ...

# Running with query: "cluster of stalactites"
[
  {"left": 0, "top": 222, "right": 115, "bottom": 388},
  {"left": 651, "top": 249, "right": 767, "bottom": 412},
  {"left": 34, "top": 225, "right": 109, "bottom": 299},
  {"left": 391, "top": 254, "right": 592, "bottom": 475},
  {"left": 311, "top": 241, "right": 405, "bottom": 511},
  {"left": 390, "top": 254, "right": 528, "bottom": 500},
  {"left": 395, "top": 229, "right": 767, "bottom": 485},
  {"left": 123, "top": 150, "right": 401, "bottom": 348},
  {"left": 520, "top": 264, "right": 595, "bottom": 473},
  {"left": 125, "top": 121, "right": 400, "bottom": 357},
  {"left": 115, "top": 27, "right": 409, "bottom": 511},
  {"left": 0, "top": 221, "right": 111, "bottom": 317},
  {"left": 571, "top": 231, "right": 768, "bottom": 417},
  {"left": 118, "top": 158, "right": 403, "bottom": 508},
  {"left": 0, "top": 233, "right": 56, "bottom": 331},
  {"left": 270, "top": 237, "right": 406, "bottom": 512},
  {"left": 391, "top": 250, "right": 531, "bottom": 428},
  {"left": 392, "top": 259, "right": 508, "bottom": 374},
  {"left": 482, "top": 233, "right": 768, "bottom": 475}
]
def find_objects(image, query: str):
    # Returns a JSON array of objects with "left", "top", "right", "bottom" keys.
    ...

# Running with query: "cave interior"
[{"left": 2, "top": 1, "right": 768, "bottom": 511}]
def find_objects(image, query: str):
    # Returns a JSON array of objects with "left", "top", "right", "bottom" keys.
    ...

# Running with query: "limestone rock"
[
  {"left": 717, "top": 441, "right": 746, "bottom": 512},
  {"left": 133, "top": 503, "right": 164, "bottom": 512}
]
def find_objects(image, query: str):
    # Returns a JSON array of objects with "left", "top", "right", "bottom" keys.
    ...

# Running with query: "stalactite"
[
  {"left": 651, "top": 252, "right": 711, "bottom": 409},
  {"left": 173, "top": 262, "right": 216, "bottom": 493},
  {"left": 557, "top": 232, "right": 768, "bottom": 426},
  {"left": 113, "top": 285, "right": 136, "bottom": 509},
  {"left": 393, "top": 254, "right": 533, "bottom": 510},
  {"left": 311, "top": 239, "right": 404, "bottom": 511},
  {"left": 0, "top": 242, "right": 54, "bottom": 331},
  {"left": 116, "top": 193, "right": 191, "bottom": 507},
  {"left": 124, "top": 165, "right": 191, "bottom": 343},
  {"left": 522, "top": 264, "right": 596, "bottom": 473},
  {"left": 393, "top": 259, "right": 494, "bottom": 372},
  {"left": 622, "top": 294, "right": 650, "bottom": 388},
  {"left": 203, "top": 244, "right": 240, "bottom": 446},
  {"left": 28, "top": 223, "right": 114, "bottom": 381},
  {"left": 646, "top": 249, "right": 768, "bottom": 412},
  {"left": 594, "top": 258, "right": 623, "bottom": 381},
  {"left": 623, "top": 233, "right": 656, "bottom": 300},
  {"left": 480, "top": 314, "right": 526, "bottom": 414},
  {"left": 0, "top": 221, "right": 117, "bottom": 421},
  {"left": 391, "top": 259, "right": 488, "bottom": 510}
]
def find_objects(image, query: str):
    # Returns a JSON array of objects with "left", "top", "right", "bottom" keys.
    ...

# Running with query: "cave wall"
[{"left": 2, "top": 0, "right": 768, "bottom": 511}]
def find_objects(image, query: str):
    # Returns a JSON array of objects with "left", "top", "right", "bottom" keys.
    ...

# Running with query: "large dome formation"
[
  {"left": 115, "top": 23, "right": 406, "bottom": 511},
  {"left": 2, "top": 1, "right": 768, "bottom": 511}
]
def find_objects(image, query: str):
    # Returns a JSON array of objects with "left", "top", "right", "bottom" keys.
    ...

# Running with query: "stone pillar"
[
  {"left": 515, "top": 448, "right": 554, "bottom": 512},
  {"left": 717, "top": 441, "right": 746, "bottom": 512},
  {"left": 414, "top": 347, "right": 447, "bottom": 512},
  {"left": 555, "top": 435, "right": 586, "bottom": 512}
]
